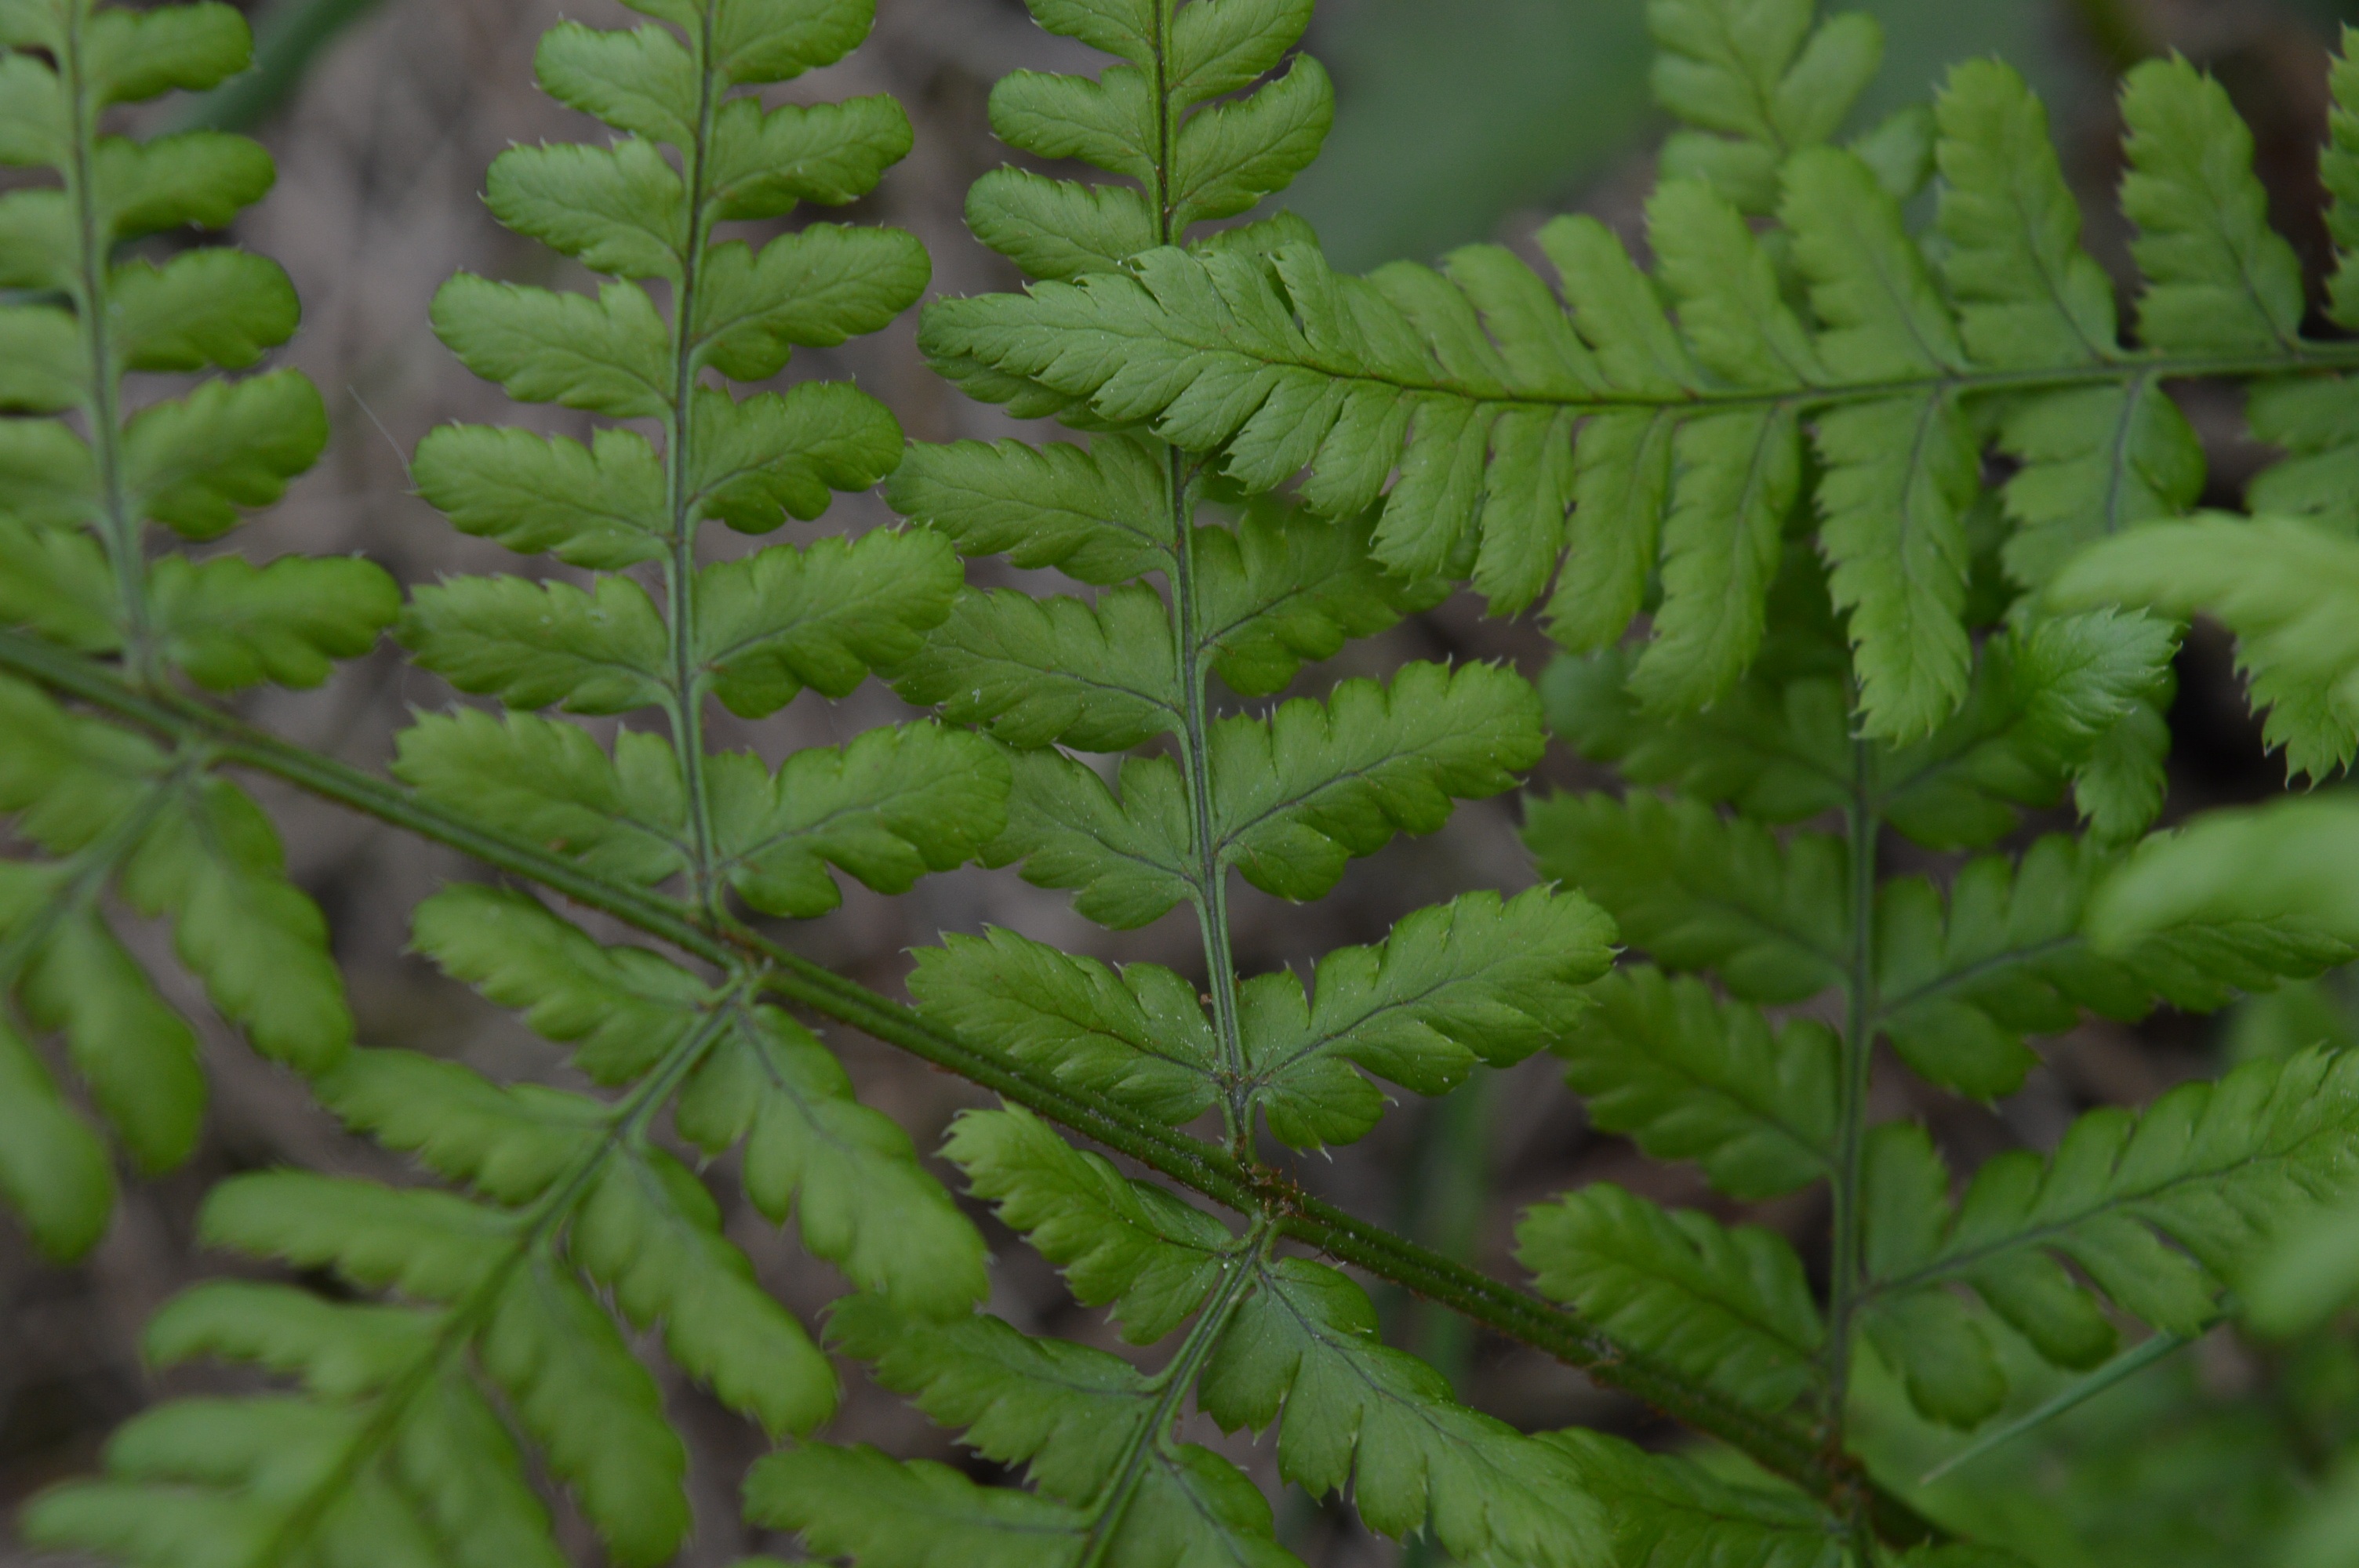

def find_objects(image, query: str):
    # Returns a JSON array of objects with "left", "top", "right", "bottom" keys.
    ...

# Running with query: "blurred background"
[{"left": 6, "top": 0, "right": 2359, "bottom": 1563}]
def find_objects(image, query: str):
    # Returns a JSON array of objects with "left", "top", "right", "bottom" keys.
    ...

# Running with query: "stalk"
[
  {"left": 56, "top": 8, "right": 151, "bottom": 681},
  {"left": 1131, "top": 2, "right": 1255, "bottom": 1149},
  {"left": 660, "top": 10, "right": 726, "bottom": 916}
]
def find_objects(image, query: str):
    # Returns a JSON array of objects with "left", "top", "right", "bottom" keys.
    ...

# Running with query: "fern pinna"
[
  {"left": 0, "top": 0, "right": 389, "bottom": 1261},
  {"left": 743, "top": 3, "right": 1638, "bottom": 1563},
  {"left": 21, "top": 2, "right": 1002, "bottom": 1564},
  {"left": 892, "top": 0, "right": 2359, "bottom": 1561}
]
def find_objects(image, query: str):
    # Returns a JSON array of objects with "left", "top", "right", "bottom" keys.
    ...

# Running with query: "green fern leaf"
[
  {"left": 1200, "top": 1257, "right": 1609, "bottom": 1564},
  {"left": 148, "top": 554, "right": 402, "bottom": 692},
  {"left": 1647, "top": 0, "right": 1882, "bottom": 212},
  {"left": 1240, "top": 886, "right": 1616, "bottom": 1148},
  {"left": 1784, "top": 143, "right": 1976, "bottom": 737},
  {"left": 708, "top": 723, "right": 1010, "bottom": 916},
  {"left": 1994, "top": 378, "right": 2205, "bottom": 592},
  {"left": 124, "top": 368, "right": 329, "bottom": 540},
  {"left": 394, "top": 711, "right": 690, "bottom": 887},
  {"left": 1874, "top": 834, "right": 2348, "bottom": 1101},
  {"left": 25, "top": 1369, "right": 567, "bottom": 1568},
  {"left": 696, "top": 529, "right": 961, "bottom": 717},
  {"left": 1541, "top": 648, "right": 1853, "bottom": 829},
  {"left": 911, "top": 928, "right": 1219, "bottom": 1125},
  {"left": 893, "top": 584, "right": 1181, "bottom": 751},
  {"left": 2246, "top": 376, "right": 2359, "bottom": 533},
  {"left": 112, "top": 249, "right": 301, "bottom": 372},
  {"left": 1868, "top": 1049, "right": 2359, "bottom": 1399},
  {"left": 1524, "top": 791, "right": 1850, "bottom": 1004},
  {"left": 993, "top": 747, "right": 1198, "bottom": 928},
  {"left": 2082, "top": 795, "right": 2359, "bottom": 958},
  {"left": 0, "top": 1017, "right": 115, "bottom": 1258},
  {"left": 410, "top": 425, "right": 668, "bottom": 569},
  {"left": 1166, "top": 53, "right": 1332, "bottom": 230},
  {"left": 401, "top": 575, "right": 671, "bottom": 716},
  {"left": 118, "top": 777, "right": 353, "bottom": 1070},
  {"left": 1875, "top": 608, "right": 2178, "bottom": 849},
  {"left": 572, "top": 1145, "right": 838, "bottom": 1436},
  {"left": 946, "top": 1105, "right": 1234, "bottom": 1345},
  {"left": 1933, "top": 60, "right": 2117, "bottom": 369},
  {"left": 674, "top": 1005, "right": 990, "bottom": 1317},
  {"left": 885, "top": 434, "right": 1173, "bottom": 584},
  {"left": 480, "top": 1254, "right": 692, "bottom": 1564},
  {"left": 1214, "top": 659, "right": 1543, "bottom": 901},
  {"left": 409, "top": 883, "right": 708, "bottom": 1083},
  {"left": 747, "top": 1444, "right": 1088, "bottom": 1568},
  {"left": 1557, "top": 966, "right": 1838, "bottom": 1201},
  {"left": 19, "top": 909, "right": 204, "bottom": 1171},
  {"left": 1519, "top": 1182, "right": 1825, "bottom": 1414},
  {"left": 796, "top": 1294, "right": 1303, "bottom": 1568},
  {"left": 2120, "top": 57, "right": 2304, "bottom": 356},
  {"left": 431, "top": 276, "right": 673, "bottom": 418},
  {"left": 318, "top": 1050, "right": 605, "bottom": 1204},
  {"left": 1198, "top": 504, "right": 1441, "bottom": 694},
  {"left": 831, "top": 1294, "right": 1162, "bottom": 1501}
]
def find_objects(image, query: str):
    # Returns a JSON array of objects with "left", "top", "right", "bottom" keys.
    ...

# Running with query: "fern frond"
[
  {"left": 34, "top": 873, "right": 991, "bottom": 1565},
  {"left": 0, "top": 0, "right": 389, "bottom": 1255}
]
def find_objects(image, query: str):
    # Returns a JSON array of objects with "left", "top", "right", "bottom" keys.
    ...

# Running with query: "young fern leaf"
[{"left": 0, "top": 0, "right": 390, "bottom": 1258}]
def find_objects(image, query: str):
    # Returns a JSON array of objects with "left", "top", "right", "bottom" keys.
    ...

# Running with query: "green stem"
[
  {"left": 660, "top": 10, "right": 725, "bottom": 914},
  {"left": 1194, "top": 344, "right": 2359, "bottom": 422},
  {"left": 56, "top": 9, "right": 151, "bottom": 683},
  {"left": 1136, "top": 4, "right": 1249, "bottom": 1147},
  {"left": 1169, "top": 478, "right": 1251, "bottom": 1144},
  {"left": 0, "top": 628, "right": 1939, "bottom": 1544}
]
